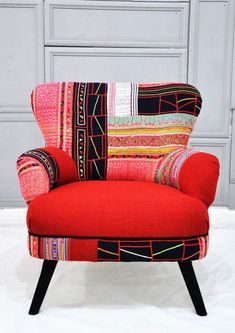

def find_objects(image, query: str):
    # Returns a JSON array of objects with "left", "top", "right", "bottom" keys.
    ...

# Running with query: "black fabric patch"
[
  {"left": 97, "top": 238, "right": 202, "bottom": 262},
  {"left": 137, "top": 84, "right": 202, "bottom": 116},
  {"left": 120, "top": 246, "right": 152, "bottom": 262},
  {"left": 98, "top": 240, "right": 119, "bottom": 260},
  {"left": 152, "top": 241, "right": 183, "bottom": 260},
  {"left": 138, "top": 96, "right": 160, "bottom": 115},
  {"left": 72, "top": 82, "right": 107, "bottom": 180}
]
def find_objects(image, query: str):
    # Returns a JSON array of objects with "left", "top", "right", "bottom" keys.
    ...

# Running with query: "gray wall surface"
[{"left": 0, "top": 0, "right": 235, "bottom": 207}]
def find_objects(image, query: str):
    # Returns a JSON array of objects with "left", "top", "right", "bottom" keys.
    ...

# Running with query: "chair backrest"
[{"left": 31, "top": 82, "right": 202, "bottom": 182}]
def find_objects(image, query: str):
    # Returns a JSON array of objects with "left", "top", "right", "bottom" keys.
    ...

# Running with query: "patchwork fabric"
[
  {"left": 28, "top": 235, "right": 69, "bottom": 261},
  {"left": 17, "top": 149, "right": 59, "bottom": 203},
  {"left": 17, "top": 147, "right": 78, "bottom": 203},
  {"left": 28, "top": 233, "right": 208, "bottom": 262},
  {"left": 19, "top": 149, "right": 59, "bottom": 188},
  {"left": 31, "top": 82, "right": 202, "bottom": 183},
  {"left": 31, "top": 82, "right": 74, "bottom": 155},
  {"left": 98, "top": 236, "right": 208, "bottom": 262},
  {"left": 72, "top": 82, "right": 108, "bottom": 180},
  {"left": 155, "top": 148, "right": 199, "bottom": 188},
  {"left": 138, "top": 84, "right": 201, "bottom": 116},
  {"left": 107, "top": 82, "right": 138, "bottom": 116}
]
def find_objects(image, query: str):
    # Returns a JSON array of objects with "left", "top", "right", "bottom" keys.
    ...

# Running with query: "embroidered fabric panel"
[
  {"left": 28, "top": 234, "right": 208, "bottom": 262},
  {"left": 155, "top": 148, "right": 199, "bottom": 188},
  {"left": 107, "top": 82, "right": 138, "bottom": 116},
  {"left": 106, "top": 115, "right": 197, "bottom": 181},
  {"left": 106, "top": 83, "right": 201, "bottom": 181},
  {"left": 137, "top": 83, "right": 201, "bottom": 116},
  {"left": 19, "top": 149, "right": 59, "bottom": 188},
  {"left": 98, "top": 236, "right": 208, "bottom": 262},
  {"left": 32, "top": 82, "right": 202, "bottom": 183},
  {"left": 28, "top": 235, "right": 69, "bottom": 261},
  {"left": 72, "top": 82, "right": 108, "bottom": 180},
  {"left": 31, "top": 82, "right": 74, "bottom": 156},
  {"left": 17, "top": 149, "right": 59, "bottom": 203}
]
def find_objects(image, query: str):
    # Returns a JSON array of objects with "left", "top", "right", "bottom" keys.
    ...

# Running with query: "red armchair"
[{"left": 17, "top": 82, "right": 219, "bottom": 315}]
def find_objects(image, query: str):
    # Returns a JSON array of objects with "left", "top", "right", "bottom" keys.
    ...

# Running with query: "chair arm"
[
  {"left": 156, "top": 148, "right": 220, "bottom": 207},
  {"left": 17, "top": 147, "right": 78, "bottom": 204}
]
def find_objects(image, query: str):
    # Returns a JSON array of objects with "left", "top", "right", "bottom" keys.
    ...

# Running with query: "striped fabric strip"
[
  {"left": 28, "top": 235, "right": 69, "bottom": 261},
  {"left": 155, "top": 148, "right": 198, "bottom": 187},
  {"left": 18, "top": 149, "right": 59, "bottom": 189}
]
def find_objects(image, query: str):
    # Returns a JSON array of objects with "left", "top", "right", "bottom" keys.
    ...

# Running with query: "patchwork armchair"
[{"left": 17, "top": 82, "right": 219, "bottom": 316}]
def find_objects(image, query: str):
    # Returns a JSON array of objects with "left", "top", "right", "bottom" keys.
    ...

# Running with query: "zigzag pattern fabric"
[{"left": 32, "top": 82, "right": 201, "bottom": 184}]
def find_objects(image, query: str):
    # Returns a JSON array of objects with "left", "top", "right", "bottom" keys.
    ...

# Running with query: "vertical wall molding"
[
  {"left": 0, "top": 0, "right": 44, "bottom": 207},
  {"left": 229, "top": 16, "right": 235, "bottom": 207},
  {"left": 188, "top": 0, "right": 234, "bottom": 138},
  {"left": 0, "top": 0, "right": 44, "bottom": 113}
]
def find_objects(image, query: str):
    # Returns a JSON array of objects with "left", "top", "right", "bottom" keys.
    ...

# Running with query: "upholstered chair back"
[{"left": 31, "top": 82, "right": 201, "bottom": 182}]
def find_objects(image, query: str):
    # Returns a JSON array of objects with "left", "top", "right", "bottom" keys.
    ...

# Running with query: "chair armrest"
[
  {"left": 156, "top": 148, "right": 220, "bottom": 207},
  {"left": 17, "top": 147, "right": 78, "bottom": 204}
]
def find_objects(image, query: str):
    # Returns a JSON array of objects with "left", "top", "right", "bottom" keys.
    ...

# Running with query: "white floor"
[{"left": 0, "top": 208, "right": 235, "bottom": 333}]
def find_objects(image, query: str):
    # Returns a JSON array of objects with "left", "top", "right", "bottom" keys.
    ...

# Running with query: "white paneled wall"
[
  {"left": 0, "top": 0, "right": 234, "bottom": 207},
  {"left": 0, "top": 0, "right": 44, "bottom": 207},
  {"left": 45, "top": 48, "right": 188, "bottom": 82},
  {"left": 44, "top": 1, "right": 189, "bottom": 47}
]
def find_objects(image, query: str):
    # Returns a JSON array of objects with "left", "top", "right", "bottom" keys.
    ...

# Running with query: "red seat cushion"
[{"left": 27, "top": 181, "right": 209, "bottom": 238}]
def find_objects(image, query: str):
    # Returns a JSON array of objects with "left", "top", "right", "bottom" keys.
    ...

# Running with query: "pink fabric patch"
[
  {"left": 33, "top": 82, "right": 74, "bottom": 157},
  {"left": 107, "top": 158, "right": 162, "bottom": 182},
  {"left": 17, "top": 156, "right": 50, "bottom": 203}
]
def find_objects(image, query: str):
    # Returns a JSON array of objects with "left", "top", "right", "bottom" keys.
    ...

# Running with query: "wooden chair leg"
[
  {"left": 28, "top": 259, "right": 207, "bottom": 315},
  {"left": 29, "top": 260, "right": 58, "bottom": 315},
  {"left": 178, "top": 261, "right": 207, "bottom": 316}
]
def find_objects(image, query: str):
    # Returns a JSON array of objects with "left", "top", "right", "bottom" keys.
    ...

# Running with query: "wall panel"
[
  {"left": 188, "top": 0, "right": 233, "bottom": 138},
  {"left": 45, "top": 47, "right": 187, "bottom": 82},
  {"left": 0, "top": 0, "right": 44, "bottom": 207}
]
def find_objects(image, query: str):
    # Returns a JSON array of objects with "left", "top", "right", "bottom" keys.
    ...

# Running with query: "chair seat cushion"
[{"left": 27, "top": 180, "right": 209, "bottom": 239}]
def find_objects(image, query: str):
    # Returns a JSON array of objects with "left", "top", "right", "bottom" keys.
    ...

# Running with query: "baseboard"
[{"left": 0, "top": 200, "right": 26, "bottom": 208}]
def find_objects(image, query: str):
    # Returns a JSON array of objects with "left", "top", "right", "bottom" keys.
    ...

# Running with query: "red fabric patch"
[
  {"left": 179, "top": 152, "right": 220, "bottom": 207},
  {"left": 43, "top": 146, "right": 78, "bottom": 186},
  {"left": 27, "top": 180, "right": 209, "bottom": 238},
  {"left": 70, "top": 238, "right": 98, "bottom": 261}
]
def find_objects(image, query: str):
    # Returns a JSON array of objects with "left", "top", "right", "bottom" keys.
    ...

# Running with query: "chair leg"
[
  {"left": 29, "top": 260, "right": 58, "bottom": 315},
  {"left": 178, "top": 261, "right": 207, "bottom": 316}
]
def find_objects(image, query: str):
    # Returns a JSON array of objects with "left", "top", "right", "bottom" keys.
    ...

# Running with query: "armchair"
[{"left": 17, "top": 82, "right": 219, "bottom": 315}]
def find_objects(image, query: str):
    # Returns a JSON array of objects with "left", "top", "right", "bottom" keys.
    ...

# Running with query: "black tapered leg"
[
  {"left": 178, "top": 261, "right": 207, "bottom": 316},
  {"left": 29, "top": 260, "right": 58, "bottom": 315}
]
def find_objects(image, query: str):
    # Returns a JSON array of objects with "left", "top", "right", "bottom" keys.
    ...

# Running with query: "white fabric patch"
[{"left": 107, "top": 82, "right": 138, "bottom": 116}]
